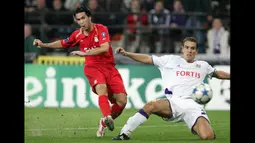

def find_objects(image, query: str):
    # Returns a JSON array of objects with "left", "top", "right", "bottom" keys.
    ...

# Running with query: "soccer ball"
[{"left": 192, "top": 83, "right": 213, "bottom": 105}]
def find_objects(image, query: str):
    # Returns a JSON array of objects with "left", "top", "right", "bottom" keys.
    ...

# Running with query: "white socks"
[{"left": 120, "top": 109, "right": 149, "bottom": 136}]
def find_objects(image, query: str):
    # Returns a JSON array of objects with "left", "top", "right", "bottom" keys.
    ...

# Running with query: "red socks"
[
  {"left": 111, "top": 103, "right": 125, "bottom": 119},
  {"left": 98, "top": 95, "right": 111, "bottom": 117},
  {"left": 98, "top": 95, "right": 125, "bottom": 119}
]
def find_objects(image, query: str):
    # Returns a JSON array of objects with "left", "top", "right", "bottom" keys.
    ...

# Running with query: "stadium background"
[{"left": 24, "top": 0, "right": 230, "bottom": 143}]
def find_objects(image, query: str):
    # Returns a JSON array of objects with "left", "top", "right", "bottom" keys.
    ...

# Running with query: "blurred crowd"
[{"left": 25, "top": 0, "right": 230, "bottom": 58}]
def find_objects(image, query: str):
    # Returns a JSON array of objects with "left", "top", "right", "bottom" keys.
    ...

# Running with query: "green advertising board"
[
  {"left": 25, "top": 64, "right": 208, "bottom": 108},
  {"left": 25, "top": 64, "right": 165, "bottom": 108}
]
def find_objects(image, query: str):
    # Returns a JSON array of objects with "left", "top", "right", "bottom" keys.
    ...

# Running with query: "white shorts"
[{"left": 162, "top": 96, "right": 210, "bottom": 134}]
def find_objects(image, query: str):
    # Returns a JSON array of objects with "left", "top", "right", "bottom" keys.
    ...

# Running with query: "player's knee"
[
  {"left": 200, "top": 131, "right": 215, "bottom": 140},
  {"left": 116, "top": 95, "right": 127, "bottom": 107},
  {"left": 97, "top": 91, "right": 108, "bottom": 96},
  {"left": 95, "top": 84, "right": 108, "bottom": 95},
  {"left": 143, "top": 100, "right": 156, "bottom": 114}
]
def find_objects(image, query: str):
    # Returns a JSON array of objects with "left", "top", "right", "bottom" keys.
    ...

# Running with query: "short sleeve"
[
  {"left": 206, "top": 62, "right": 216, "bottom": 79},
  {"left": 98, "top": 26, "right": 110, "bottom": 45},
  {"left": 152, "top": 55, "right": 172, "bottom": 68},
  {"left": 60, "top": 31, "right": 78, "bottom": 48}
]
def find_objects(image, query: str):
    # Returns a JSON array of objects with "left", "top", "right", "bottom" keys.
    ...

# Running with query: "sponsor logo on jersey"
[{"left": 176, "top": 71, "right": 200, "bottom": 78}]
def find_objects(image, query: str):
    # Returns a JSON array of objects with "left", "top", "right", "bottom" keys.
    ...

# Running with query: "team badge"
[
  {"left": 94, "top": 36, "right": 99, "bottom": 42},
  {"left": 101, "top": 32, "right": 106, "bottom": 38}
]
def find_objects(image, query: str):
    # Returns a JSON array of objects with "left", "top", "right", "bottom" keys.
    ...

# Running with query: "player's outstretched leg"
[
  {"left": 112, "top": 99, "right": 172, "bottom": 140},
  {"left": 112, "top": 109, "right": 147, "bottom": 140}
]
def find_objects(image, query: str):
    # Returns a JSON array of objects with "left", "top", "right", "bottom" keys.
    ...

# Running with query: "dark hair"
[
  {"left": 73, "top": 5, "right": 92, "bottom": 18},
  {"left": 182, "top": 37, "right": 198, "bottom": 48}
]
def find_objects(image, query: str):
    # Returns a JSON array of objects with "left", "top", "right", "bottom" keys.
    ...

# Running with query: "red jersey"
[{"left": 60, "top": 24, "right": 115, "bottom": 65}]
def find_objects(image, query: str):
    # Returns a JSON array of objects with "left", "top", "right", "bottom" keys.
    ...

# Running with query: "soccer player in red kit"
[{"left": 33, "top": 5, "right": 127, "bottom": 137}]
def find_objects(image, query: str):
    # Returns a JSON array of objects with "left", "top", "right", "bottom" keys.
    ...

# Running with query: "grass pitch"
[{"left": 25, "top": 108, "right": 230, "bottom": 143}]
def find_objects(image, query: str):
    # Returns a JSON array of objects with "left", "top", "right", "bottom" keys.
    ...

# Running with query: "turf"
[{"left": 25, "top": 108, "right": 230, "bottom": 143}]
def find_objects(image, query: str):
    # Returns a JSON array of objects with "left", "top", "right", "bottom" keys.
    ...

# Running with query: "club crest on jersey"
[
  {"left": 196, "top": 64, "right": 201, "bottom": 68},
  {"left": 94, "top": 36, "right": 99, "bottom": 42}
]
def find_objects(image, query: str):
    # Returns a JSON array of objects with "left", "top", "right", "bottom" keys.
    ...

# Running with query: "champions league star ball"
[{"left": 192, "top": 83, "right": 213, "bottom": 105}]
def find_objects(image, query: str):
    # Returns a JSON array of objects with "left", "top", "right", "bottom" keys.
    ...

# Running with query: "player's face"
[
  {"left": 75, "top": 12, "right": 91, "bottom": 31},
  {"left": 181, "top": 41, "right": 198, "bottom": 63}
]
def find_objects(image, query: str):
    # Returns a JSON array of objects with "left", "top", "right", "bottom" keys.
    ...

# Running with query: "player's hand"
[
  {"left": 115, "top": 47, "right": 126, "bottom": 56},
  {"left": 33, "top": 39, "right": 43, "bottom": 48},
  {"left": 70, "top": 51, "right": 87, "bottom": 57}
]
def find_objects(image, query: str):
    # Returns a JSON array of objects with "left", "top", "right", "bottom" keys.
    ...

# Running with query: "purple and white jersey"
[{"left": 152, "top": 55, "right": 215, "bottom": 98}]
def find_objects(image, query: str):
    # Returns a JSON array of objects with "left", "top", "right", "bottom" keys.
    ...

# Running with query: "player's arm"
[
  {"left": 33, "top": 39, "right": 62, "bottom": 48},
  {"left": 207, "top": 62, "right": 230, "bottom": 80},
  {"left": 33, "top": 31, "right": 77, "bottom": 49},
  {"left": 83, "top": 42, "right": 109, "bottom": 56},
  {"left": 81, "top": 25, "right": 111, "bottom": 56},
  {"left": 115, "top": 47, "right": 153, "bottom": 64},
  {"left": 212, "top": 70, "right": 230, "bottom": 80},
  {"left": 70, "top": 42, "right": 110, "bottom": 57}
]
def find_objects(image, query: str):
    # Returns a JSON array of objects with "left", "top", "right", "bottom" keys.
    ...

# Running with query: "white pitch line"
[{"left": 26, "top": 123, "right": 228, "bottom": 131}]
